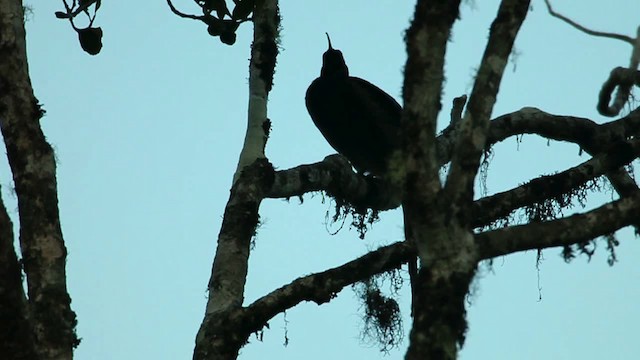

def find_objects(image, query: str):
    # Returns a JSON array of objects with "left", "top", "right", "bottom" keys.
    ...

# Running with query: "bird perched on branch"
[{"left": 305, "top": 34, "right": 402, "bottom": 176}]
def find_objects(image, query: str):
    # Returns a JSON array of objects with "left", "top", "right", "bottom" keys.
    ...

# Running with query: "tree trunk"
[{"left": 0, "top": 1, "right": 78, "bottom": 358}]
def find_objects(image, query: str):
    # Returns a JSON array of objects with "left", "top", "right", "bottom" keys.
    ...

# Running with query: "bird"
[{"left": 305, "top": 34, "right": 402, "bottom": 176}]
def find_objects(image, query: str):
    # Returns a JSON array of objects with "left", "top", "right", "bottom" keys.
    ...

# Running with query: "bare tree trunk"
[
  {"left": 406, "top": 253, "right": 476, "bottom": 359},
  {"left": 403, "top": 1, "right": 529, "bottom": 358},
  {"left": 0, "top": 0, "right": 79, "bottom": 359}
]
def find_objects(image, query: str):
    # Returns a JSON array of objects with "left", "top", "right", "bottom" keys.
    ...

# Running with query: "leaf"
[
  {"left": 231, "top": 0, "right": 254, "bottom": 20},
  {"left": 202, "top": 0, "right": 230, "bottom": 19},
  {"left": 207, "top": 18, "right": 224, "bottom": 36},
  {"left": 206, "top": 19, "right": 238, "bottom": 37},
  {"left": 55, "top": 11, "right": 70, "bottom": 19}
]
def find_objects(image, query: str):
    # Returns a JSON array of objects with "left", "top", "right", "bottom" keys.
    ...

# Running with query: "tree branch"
[
  {"left": 233, "top": 136, "right": 640, "bottom": 345},
  {"left": 485, "top": 108, "right": 640, "bottom": 205},
  {"left": 241, "top": 241, "right": 413, "bottom": 333},
  {"left": 231, "top": 3, "right": 278, "bottom": 182},
  {"left": 403, "top": 2, "right": 474, "bottom": 359},
  {"left": 544, "top": 0, "right": 640, "bottom": 117},
  {"left": 0, "top": 185, "right": 37, "bottom": 359},
  {"left": 166, "top": 0, "right": 204, "bottom": 20},
  {"left": 544, "top": 0, "right": 635, "bottom": 44},
  {"left": 402, "top": 0, "right": 461, "bottom": 203},
  {"left": 267, "top": 155, "right": 401, "bottom": 210},
  {"left": 193, "top": 0, "right": 280, "bottom": 358},
  {"left": 476, "top": 192, "right": 640, "bottom": 259},
  {"left": 267, "top": 106, "right": 640, "bottom": 230},
  {"left": 472, "top": 138, "right": 640, "bottom": 227},
  {"left": 444, "top": 0, "right": 530, "bottom": 209},
  {"left": 598, "top": 67, "right": 640, "bottom": 117}
]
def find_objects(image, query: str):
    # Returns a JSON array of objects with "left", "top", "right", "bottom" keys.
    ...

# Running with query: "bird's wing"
[{"left": 347, "top": 77, "right": 402, "bottom": 147}]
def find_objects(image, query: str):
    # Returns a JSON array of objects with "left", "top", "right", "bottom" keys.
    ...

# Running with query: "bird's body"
[{"left": 305, "top": 35, "right": 401, "bottom": 176}]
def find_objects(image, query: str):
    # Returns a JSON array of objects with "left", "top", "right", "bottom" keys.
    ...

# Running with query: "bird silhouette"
[{"left": 305, "top": 34, "right": 401, "bottom": 176}]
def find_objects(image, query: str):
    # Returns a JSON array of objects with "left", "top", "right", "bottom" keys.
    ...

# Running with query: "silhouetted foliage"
[
  {"left": 55, "top": 0, "right": 103, "bottom": 55},
  {"left": 168, "top": 0, "right": 254, "bottom": 46},
  {"left": 77, "top": 27, "right": 102, "bottom": 55}
]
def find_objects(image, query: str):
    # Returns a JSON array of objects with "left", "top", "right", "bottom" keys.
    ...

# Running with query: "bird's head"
[{"left": 321, "top": 33, "right": 349, "bottom": 78}]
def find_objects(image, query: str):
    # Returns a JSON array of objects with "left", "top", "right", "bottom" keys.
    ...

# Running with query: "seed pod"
[{"left": 78, "top": 27, "right": 103, "bottom": 55}]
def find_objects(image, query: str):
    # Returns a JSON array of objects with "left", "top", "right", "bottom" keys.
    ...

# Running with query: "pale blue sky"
[{"left": 2, "top": 1, "right": 639, "bottom": 359}]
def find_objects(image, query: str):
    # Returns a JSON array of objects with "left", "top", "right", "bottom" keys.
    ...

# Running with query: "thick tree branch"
[
  {"left": 267, "top": 155, "right": 401, "bottom": 210},
  {"left": 476, "top": 192, "right": 640, "bottom": 259},
  {"left": 269, "top": 106, "right": 640, "bottom": 224},
  {"left": 445, "top": 0, "right": 530, "bottom": 210},
  {"left": 232, "top": 135, "right": 640, "bottom": 342},
  {"left": 402, "top": 0, "right": 460, "bottom": 202},
  {"left": 482, "top": 108, "right": 640, "bottom": 206},
  {"left": 193, "top": 1, "right": 280, "bottom": 359},
  {"left": 436, "top": 107, "right": 597, "bottom": 167},
  {"left": 0, "top": 1, "right": 78, "bottom": 358},
  {"left": 241, "top": 241, "right": 414, "bottom": 333},
  {"left": 472, "top": 138, "right": 640, "bottom": 227}
]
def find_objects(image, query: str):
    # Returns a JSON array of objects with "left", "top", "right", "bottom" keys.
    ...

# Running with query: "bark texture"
[
  {"left": 193, "top": 0, "right": 280, "bottom": 358},
  {"left": 0, "top": 1, "right": 78, "bottom": 359},
  {"left": 403, "top": 1, "right": 530, "bottom": 358},
  {"left": 403, "top": 1, "right": 467, "bottom": 358},
  {"left": 0, "top": 186, "right": 37, "bottom": 360}
]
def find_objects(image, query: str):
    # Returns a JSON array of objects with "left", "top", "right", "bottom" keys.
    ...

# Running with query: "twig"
[
  {"left": 545, "top": 1, "right": 640, "bottom": 116},
  {"left": 167, "top": 0, "right": 204, "bottom": 20},
  {"left": 544, "top": 0, "right": 634, "bottom": 44}
]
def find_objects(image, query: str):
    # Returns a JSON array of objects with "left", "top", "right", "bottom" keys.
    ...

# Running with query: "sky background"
[{"left": 2, "top": 0, "right": 640, "bottom": 358}]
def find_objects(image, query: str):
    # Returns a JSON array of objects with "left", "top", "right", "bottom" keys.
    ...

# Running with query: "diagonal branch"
[
  {"left": 476, "top": 192, "right": 640, "bottom": 259},
  {"left": 241, "top": 241, "right": 414, "bottom": 334},
  {"left": 444, "top": 0, "right": 531, "bottom": 209},
  {"left": 239, "top": 180, "right": 640, "bottom": 356}
]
